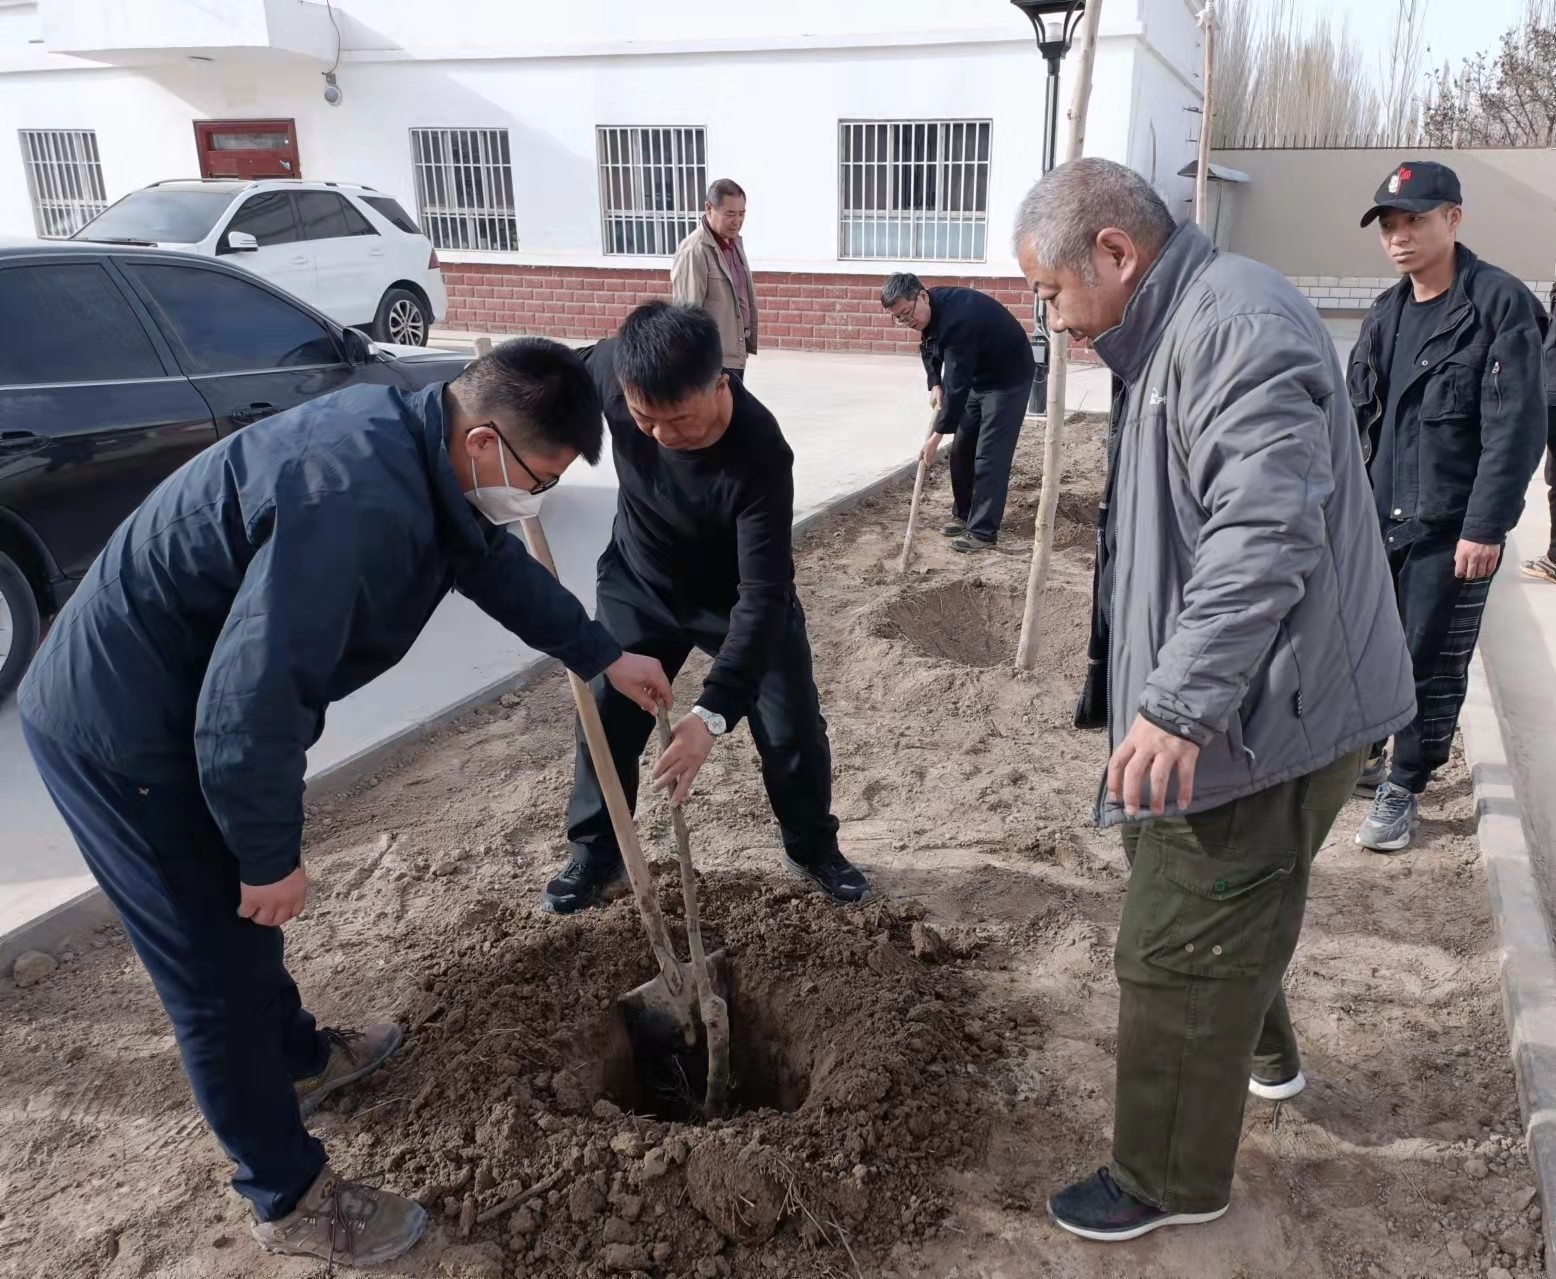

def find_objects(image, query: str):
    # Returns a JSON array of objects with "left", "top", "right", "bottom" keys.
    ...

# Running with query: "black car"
[{"left": 0, "top": 240, "right": 471, "bottom": 699}]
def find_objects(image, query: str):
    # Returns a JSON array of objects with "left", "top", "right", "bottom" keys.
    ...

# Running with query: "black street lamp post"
[{"left": 1011, "top": 0, "right": 1087, "bottom": 410}]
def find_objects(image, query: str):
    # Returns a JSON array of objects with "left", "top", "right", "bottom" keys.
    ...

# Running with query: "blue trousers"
[{"left": 22, "top": 720, "right": 328, "bottom": 1221}]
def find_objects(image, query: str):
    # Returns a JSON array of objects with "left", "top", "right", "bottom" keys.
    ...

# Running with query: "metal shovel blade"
[{"left": 609, "top": 948, "right": 732, "bottom": 1120}]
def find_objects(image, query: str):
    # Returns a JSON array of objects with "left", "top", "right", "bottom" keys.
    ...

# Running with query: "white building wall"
[{"left": 0, "top": 1, "right": 1202, "bottom": 277}]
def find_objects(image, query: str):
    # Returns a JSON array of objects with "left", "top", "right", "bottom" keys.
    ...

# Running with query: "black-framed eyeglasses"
[
  {"left": 888, "top": 290, "right": 924, "bottom": 326},
  {"left": 483, "top": 423, "right": 559, "bottom": 494}
]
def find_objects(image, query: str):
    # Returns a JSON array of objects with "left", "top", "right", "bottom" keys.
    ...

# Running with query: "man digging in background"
[
  {"left": 1014, "top": 158, "right": 1413, "bottom": 1241},
  {"left": 1348, "top": 161, "right": 1548, "bottom": 852},
  {"left": 881, "top": 272, "right": 1036, "bottom": 553},
  {"left": 17, "top": 341, "right": 670, "bottom": 1268},
  {"left": 542, "top": 300, "right": 869, "bottom": 914}
]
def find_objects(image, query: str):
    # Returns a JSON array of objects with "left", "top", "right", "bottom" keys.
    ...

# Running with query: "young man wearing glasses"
[
  {"left": 542, "top": 300, "right": 869, "bottom": 914},
  {"left": 18, "top": 339, "right": 671, "bottom": 1270},
  {"left": 881, "top": 272, "right": 1036, "bottom": 553}
]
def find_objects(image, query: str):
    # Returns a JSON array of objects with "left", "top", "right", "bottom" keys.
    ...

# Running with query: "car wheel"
[
  {"left": 375, "top": 288, "right": 429, "bottom": 347},
  {"left": 0, "top": 551, "right": 42, "bottom": 704}
]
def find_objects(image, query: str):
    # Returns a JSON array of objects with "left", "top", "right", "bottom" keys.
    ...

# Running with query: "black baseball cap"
[{"left": 1360, "top": 160, "right": 1463, "bottom": 227}]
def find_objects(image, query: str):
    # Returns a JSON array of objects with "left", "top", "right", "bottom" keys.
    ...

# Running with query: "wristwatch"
[{"left": 690, "top": 705, "right": 727, "bottom": 737}]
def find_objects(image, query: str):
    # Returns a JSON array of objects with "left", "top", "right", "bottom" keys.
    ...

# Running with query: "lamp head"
[{"left": 1010, "top": 0, "right": 1087, "bottom": 60}]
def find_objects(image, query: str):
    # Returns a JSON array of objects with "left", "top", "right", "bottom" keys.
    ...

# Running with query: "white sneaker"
[{"left": 1248, "top": 1071, "right": 1306, "bottom": 1101}]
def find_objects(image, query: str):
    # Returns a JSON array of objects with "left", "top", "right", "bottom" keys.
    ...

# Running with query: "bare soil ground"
[{"left": 0, "top": 418, "right": 1542, "bottom": 1279}]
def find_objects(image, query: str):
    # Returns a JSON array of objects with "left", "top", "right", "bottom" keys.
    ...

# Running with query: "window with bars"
[
  {"left": 409, "top": 127, "right": 518, "bottom": 252},
  {"left": 838, "top": 120, "right": 991, "bottom": 263},
  {"left": 596, "top": 126, "right": 707, "bottom": 256},
  {"left": 19, "top": 129, "right": 108, "bottom": 239}
]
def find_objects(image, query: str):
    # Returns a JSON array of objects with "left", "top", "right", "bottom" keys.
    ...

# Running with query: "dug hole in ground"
[{"left": 0, "top": 419, "right": 1542, "bottom": 1279}]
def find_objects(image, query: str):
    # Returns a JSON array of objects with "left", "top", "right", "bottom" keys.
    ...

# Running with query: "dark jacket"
[
  {"left": 1348, "top": 244, "right": 1548, "bottom": 544},
  {"left": 19, "top": 382, "right": 619, "bottom": 885},
  {"left": 1546, "top": 282, "right": 1556, "bottom": 408},
  {"left": 1086, "top": 223, "right": 1412, "bottom": 826},
  {"left": 920, "top": 286, "right": 1035, "bottom": 435},
  {"left": 580, "top": 339, "right": 794, "bottom": 727}
]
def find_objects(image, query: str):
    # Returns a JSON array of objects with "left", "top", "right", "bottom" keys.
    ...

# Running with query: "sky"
[{"left": 1293, "top": 0, "right": 1530, "bottom": 74}]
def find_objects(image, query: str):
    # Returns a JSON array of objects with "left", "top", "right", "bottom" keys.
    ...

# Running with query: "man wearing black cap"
[{"left": 1348, "top": 160, "right": 1548, "bottom": 852}]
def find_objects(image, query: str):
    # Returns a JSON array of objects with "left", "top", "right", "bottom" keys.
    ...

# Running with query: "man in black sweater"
[
  {"left": 882, "top": 273, "right": 1036, "bottom": 552},
  {"left": 542, "top": 301, "right": 869, "bottom": 913}
]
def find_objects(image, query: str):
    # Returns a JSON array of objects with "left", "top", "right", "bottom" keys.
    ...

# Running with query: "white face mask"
[{"left": 465, "top": 441, "right": 547, "bottom": 525}]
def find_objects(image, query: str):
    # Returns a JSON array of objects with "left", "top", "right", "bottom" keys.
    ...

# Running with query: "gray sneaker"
[
  {"left": 951, "top": 533, "right": 995, "bottom": 554},
  {"left": 1354, "top": 751, "right": 1387, "bottom": 796},
  {"left": 252, "top": 1166, "right": 428, "bottom": 1267},
  {"left": 294, "top": 1024, "right": 403, "bottom": 1119},
  {"left": 1354, "top": 781, "right": 1419, "bottom": 852},
  {"left": 941, "top": 517, "right": 967, "bottom": 537}
]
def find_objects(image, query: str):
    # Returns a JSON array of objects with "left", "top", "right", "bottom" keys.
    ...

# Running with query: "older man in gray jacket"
[{"left": 1014, "top": 158, "right": 1414, "bottom": 1243}]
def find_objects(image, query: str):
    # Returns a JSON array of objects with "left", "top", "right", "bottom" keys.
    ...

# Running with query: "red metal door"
[{"left": 194, "top": 120, "right": 300, "bottom": 180}]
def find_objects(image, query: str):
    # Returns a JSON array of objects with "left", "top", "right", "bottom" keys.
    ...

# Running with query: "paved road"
[{"left": 3, "top": 349, "right": 1121, "bottom": 937}]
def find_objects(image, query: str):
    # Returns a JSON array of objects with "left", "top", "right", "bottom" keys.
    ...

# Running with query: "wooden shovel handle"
[
  {"left": 897, "top": 412, "right": 938, "bottom": 574},
  {"left": 654, "top": 708, "right": 732, "bottom": 1119},
  {"left": 518, "top": 516, "right": 686, "bottom": 998},
  {"left": 654, "top": 709, "right": 714, "bottom": 1000}
]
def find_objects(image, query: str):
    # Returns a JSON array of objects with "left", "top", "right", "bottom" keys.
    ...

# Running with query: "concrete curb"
[
  {"left": 0, "top": 456, "right": 921, "bottom": 972},
  {"left": 1461, "top": 653, "right": 1556, "bottom": 1278}
]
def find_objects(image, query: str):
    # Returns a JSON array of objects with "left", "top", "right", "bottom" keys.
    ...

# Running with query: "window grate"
[
  {"left": 838, "top": 119, "right": 991, "bottom": 263},
  {"left": 20, "top": 129, "right": 108, "bottom": 239},
  {"left": 596, "top": 126, "right": 707, "bottom": 257},
  {"left": 409, "top": 127, "right": 518, "bottom": 252}
]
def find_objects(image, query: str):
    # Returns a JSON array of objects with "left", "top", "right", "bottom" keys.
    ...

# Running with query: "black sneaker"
[
  {"left": 542, "top": 853, "right": 628, "bottom": 915},
  {"left": 784, "top": 850, "right": 870, "bottom": 904},
  {"left": 1048, "top": 1168, "right": 1227, "bottom": 1242},
  {"left": 941, "top": 517, "right": 967, "bottom": 537}
]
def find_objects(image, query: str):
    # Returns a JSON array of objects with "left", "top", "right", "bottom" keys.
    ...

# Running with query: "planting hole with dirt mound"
[
  {"left": 879, "top": 579, "right": 1022, "bottom": 667},
  {"left": 606, "top": 965, "right": 809, "bottom": 1123}
]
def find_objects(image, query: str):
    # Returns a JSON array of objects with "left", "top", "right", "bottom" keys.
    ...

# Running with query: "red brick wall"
[{"left": 439, "top": 263, "right": 1040, "bottom": 354}]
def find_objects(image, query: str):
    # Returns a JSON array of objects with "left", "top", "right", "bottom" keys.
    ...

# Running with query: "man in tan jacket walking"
[{"left": 672, "top": 178, "right": 758, "bottom": 379}]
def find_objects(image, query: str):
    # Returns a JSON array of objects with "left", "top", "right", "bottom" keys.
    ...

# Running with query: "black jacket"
[
  {"left": 1546, "top": 282, "right": 1556, "bottom": 408},
  {"left": 580, "top": 340, "right": 796, "bottom": 728},
  {"left": 1347, "top": 244, "right": 1547, "bottom": 545},
  {"left": 19, "top": 382, "right": 619, "bottom": 885},
  {"left": 919, "top": 286, "right": 1035, "bottom": 435}
]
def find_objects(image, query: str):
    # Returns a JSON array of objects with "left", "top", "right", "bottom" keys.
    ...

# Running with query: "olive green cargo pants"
[{"left": 1110, "top": 748, "right": 1363, "bottom": 1213}]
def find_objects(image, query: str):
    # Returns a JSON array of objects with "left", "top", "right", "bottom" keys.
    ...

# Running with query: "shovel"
[
  {"left": 653, "top": 707, "right": 732, "bottom": 1119},
  {"left": 897, "top": 412, "right": 938, "bottom": 574},
  {"left": 517, "top": 516, "right": 732, "bottom": 1116}
]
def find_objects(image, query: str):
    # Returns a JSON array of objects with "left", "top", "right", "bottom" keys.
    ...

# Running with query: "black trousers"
[
  {"left": 1372, "top": 536, "right": 1496, "bottom": 792},
  {"left": 566, "top": 561, "right": 840, "bottom": 866},
  {"left": 948, "top": 383, "right": 1027, "bottom": 542},
  {"left": 1543, "top": 406, "right": 1556, "bottom": 560},
  {"left": 21, "top": 719, "right": 328, "bottom": 1222}
]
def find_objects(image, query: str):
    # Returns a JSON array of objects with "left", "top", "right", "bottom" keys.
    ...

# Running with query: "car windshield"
[{"left": 72, "top": 189, "right": 235, "bottom": 245}]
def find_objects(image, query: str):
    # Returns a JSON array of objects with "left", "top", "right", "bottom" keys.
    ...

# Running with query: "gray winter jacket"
[{"left": 1090, "top": 223, "right": 1414, "bottom": 827}]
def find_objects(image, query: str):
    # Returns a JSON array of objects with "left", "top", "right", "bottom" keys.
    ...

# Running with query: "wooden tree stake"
[
  {"left": 1014, "top": 0, "right": 1105, "bottom": 671},
  {"left": 1194, "top": 3, "right": 1218, "bottom": 230}
]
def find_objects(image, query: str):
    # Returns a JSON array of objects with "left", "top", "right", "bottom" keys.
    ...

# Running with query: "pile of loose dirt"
[
  {"left": 365, "top": 875, "right": 995, "bottom": 1274},
  {"left": 0, "top": 413, "right": 1540, "bottom": 1279}
]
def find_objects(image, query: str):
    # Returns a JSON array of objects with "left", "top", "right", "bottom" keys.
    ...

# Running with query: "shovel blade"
[{"left": 606, "top": 949, "right": 733, "bottom": 1120}]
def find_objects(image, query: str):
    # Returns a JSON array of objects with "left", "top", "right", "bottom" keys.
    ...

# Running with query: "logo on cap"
[{"left": 1387, "top": 166, "right": 1413, "bottom": 194}]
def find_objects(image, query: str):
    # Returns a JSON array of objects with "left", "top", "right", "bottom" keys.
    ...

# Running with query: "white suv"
[{"left": 71, "top": 179, "right": 448, "bottom": 346}]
